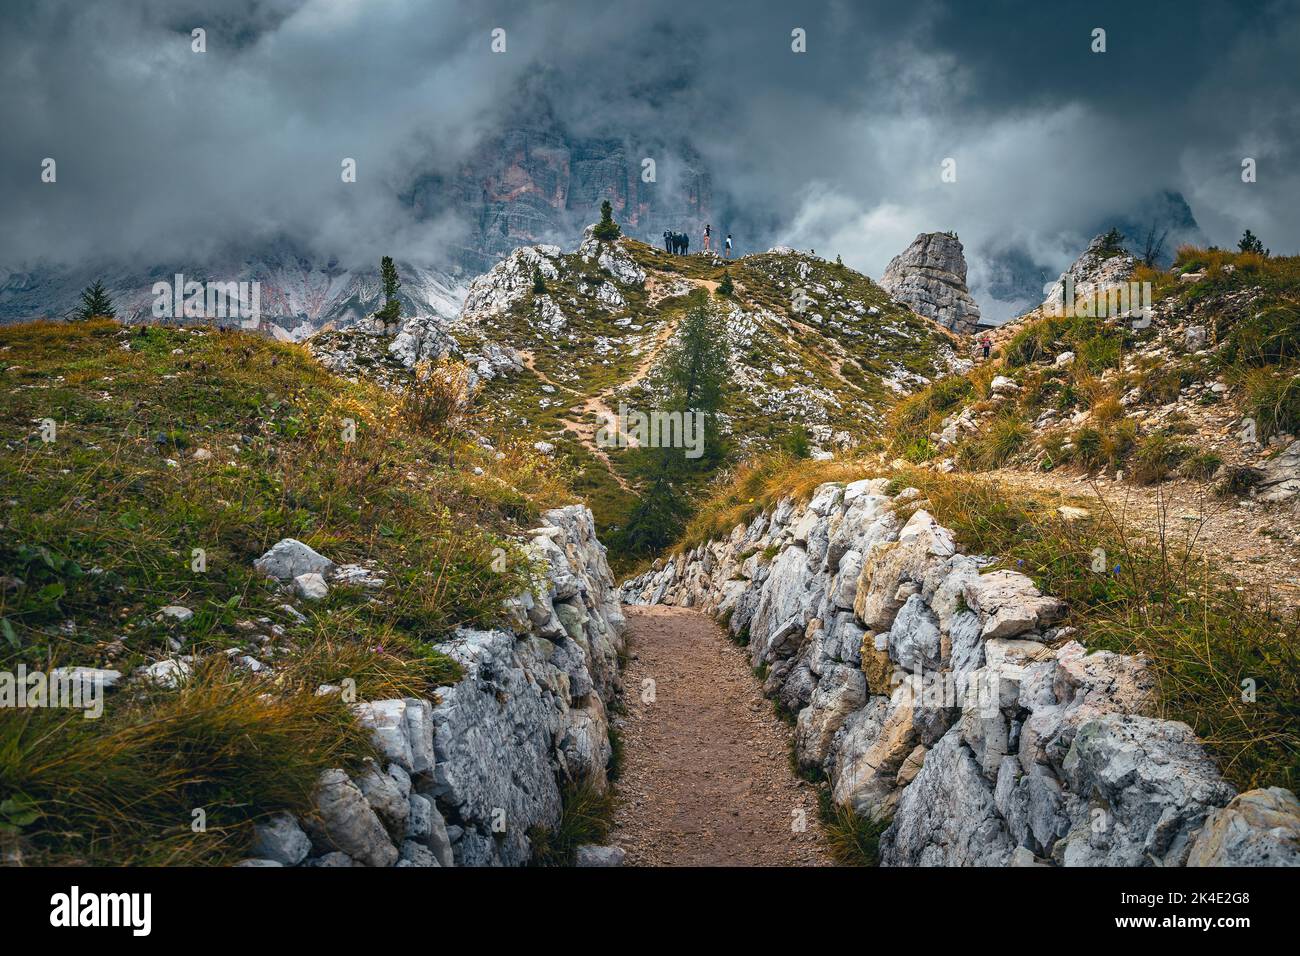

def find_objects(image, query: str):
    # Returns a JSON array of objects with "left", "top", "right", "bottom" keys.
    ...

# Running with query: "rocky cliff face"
[
  {"left": 417, "top": 121, "right": 712, "bottom": 275},
  {"left": 241, "top": 505, "right": 626, "bottom": 868},
  {"left": 622, "top": 480, "right": 1300, "bottom": 866},
  {"left": 880, "top": 233, "right": 982, "bottom": 335}
]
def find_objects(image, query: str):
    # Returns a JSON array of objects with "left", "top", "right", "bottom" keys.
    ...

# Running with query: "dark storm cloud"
[{"left": 2, "top": 0, "right": 1298, "bottom": 306}]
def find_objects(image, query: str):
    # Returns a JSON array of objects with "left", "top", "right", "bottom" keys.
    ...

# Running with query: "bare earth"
[{"left": 610, "top": 605, "right": 834, "bottom": 866}]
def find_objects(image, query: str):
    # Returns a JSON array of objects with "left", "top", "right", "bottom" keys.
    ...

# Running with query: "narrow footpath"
[{"left": 610, "top": 605, "right": 834, "bottom": 866}]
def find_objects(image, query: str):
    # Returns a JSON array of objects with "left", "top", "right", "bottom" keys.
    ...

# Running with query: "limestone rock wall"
[
  {"left": 622, "top": 480, "right": 1299, "bottom": 867},
  {"left": 244, "top": 505, "right": 625, "bottom": 868}
]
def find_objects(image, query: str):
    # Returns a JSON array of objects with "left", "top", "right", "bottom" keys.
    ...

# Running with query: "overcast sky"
[{"left": 3, "top": 0, "right": 1298, "bottom": 312}]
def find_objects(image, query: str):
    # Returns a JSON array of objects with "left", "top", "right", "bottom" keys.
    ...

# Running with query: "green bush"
[
  {"left": 1220, "top": 305, "right": 1300, "bottom": 367},
  {"left": 1180, "top": 451, "right": 1223, "bottom": 481}
]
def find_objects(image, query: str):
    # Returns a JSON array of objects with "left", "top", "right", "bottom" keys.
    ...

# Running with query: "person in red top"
[{"left": 980, "top": 334, "right": 992, "bottom": 360}]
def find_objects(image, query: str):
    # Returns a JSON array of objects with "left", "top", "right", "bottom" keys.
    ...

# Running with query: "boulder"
[
  {"left": 962, "top": 570, "right": 1065, "bottom": 640},
  {"left": 353, "top": 698, "right": 436, "bottom": 776},
  {"left": 574, "top": 844, "right": 627, "bottom": 867},
  {"left": 1056, "top": 714, "right": 1235, "bottom": 866},
  {"left": 292, "top": 572, "right": 329, "bottom": 601},
  {"left": 254, "top": 538, "right": 335, "bottom": 582},
  {"left": 49, "top": 666, "right": 122, "bottom": 699},
  {"left": 1254, "top": 439, "right": 1300, "bottom": 503},
  {"left": 886, "top": 594, "right": 943, "bottom": 674},
  {"left": 795, "top": 663, "right": 867, "bottom": 768},
  {"left": 854, "top": 510, "right": 954, "bottom": 631},
  {"left": 134, "top": 657, "right": 192, "bottom": 689},
  {"left": 355, "top": 761, "right": 411, "bottom": 840},
  {"left": 831, "top": 682, "right": 919, "bottom": 820},
  {"left": 429, "top": 629, "right": 565, "bottom": 866},
  {"left": 879, "top": 232, "right": 982, "bottom": 334},
  {"left": 881, "top": 728, "right": 1014, "bottom": 866},
  {"left": 397, "top": 840, "right": 440, "bottom": 867}
]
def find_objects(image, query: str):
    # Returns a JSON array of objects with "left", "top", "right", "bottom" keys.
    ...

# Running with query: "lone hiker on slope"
[
  {"left": 725, "top": 234, "right": 733, "bottom": 259},
  {"left": 980, "top": 333, "right": 992, "bottom": 360}
]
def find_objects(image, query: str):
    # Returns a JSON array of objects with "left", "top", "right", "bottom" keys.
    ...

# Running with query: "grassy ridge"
[
  {"left": 887, "top": 248, "right": 1300, "bottom": 480},
  {"left": 467, "top": 239, "right": 957, "bottom": 569},
  {"left": 0, "top": 320, "right": 569, "bottom": 864}
]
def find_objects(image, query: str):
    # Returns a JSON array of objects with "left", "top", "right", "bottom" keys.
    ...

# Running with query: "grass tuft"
[{"left": 527, "top": 776, "right": 615, "bottom": 866}]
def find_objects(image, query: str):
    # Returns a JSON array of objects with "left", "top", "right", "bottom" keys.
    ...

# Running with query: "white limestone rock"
[
  {"left": 254, "top": 538, "right": 335, "bottom": 582},
  {"left": 250, "top": 812, "right": 312, "bottom": 866},
  {"left": 306, "top": 769, "right": 399, "bottom": 868}
]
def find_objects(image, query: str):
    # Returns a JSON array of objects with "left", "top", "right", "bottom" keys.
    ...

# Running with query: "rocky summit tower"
[{"left": 879, "top": 232, "right": 981, "bottom": 335}]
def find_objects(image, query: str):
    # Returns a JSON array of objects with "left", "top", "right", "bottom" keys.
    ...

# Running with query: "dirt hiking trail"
[{"left": 610, "top": 605, "right": 834, "bottom": 866}]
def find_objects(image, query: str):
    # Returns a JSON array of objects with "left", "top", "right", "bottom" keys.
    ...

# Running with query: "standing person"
[
  {"left": 725, "top": 234, "right": 732, "bottom": 259},
  {"left": 703, "top": 223, "right": 712, "bottom": 252},
  {"left": 663, "top": 230, "right": 671, "bottom": 253},
  {"left": 683, "top": 232, "right": 690, "bottom": 255},
  {"left": 980, "top": 333, "right": 992, "bottom": 360}
]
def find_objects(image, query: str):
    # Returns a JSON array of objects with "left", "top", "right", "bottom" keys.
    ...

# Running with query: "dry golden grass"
[{"left": 677, "top": 454, "right": 871, "bottom": 551}]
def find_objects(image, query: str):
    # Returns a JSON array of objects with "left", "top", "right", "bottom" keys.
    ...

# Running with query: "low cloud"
[{"left": 2, "top": 0, "right": 1296, "bottom": 303}]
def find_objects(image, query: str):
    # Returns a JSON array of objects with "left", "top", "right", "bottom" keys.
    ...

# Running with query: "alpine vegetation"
[{"left": 0, "top": 2, "right": 1296, "bottom": 930}]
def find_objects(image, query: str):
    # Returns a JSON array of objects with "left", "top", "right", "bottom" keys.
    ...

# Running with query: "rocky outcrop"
[
  {"left": 241, "top": 505, "right": 624, "bottom": 868},
  {"left": 622, "top": 479, "right": 1298, "bottom": 866},
  {"left": 1041, "top": 233, "right": 1137, "bottom": 313},
  {"left": 880, "top": 233, "right": 981, "bottom": 335},
  {"left": 1186, "top": 787, "right": 1300, "bottom": 866}
]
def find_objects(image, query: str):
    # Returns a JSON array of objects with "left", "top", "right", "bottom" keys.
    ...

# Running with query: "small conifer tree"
[
  {"left": 592, "top": 199, "right": 621, "bottom": 241},
  {"left": 73, "top": 280, "right": 115, "bottom": 321}
]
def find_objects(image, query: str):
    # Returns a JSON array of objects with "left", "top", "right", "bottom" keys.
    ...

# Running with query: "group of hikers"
[{"left": 663, "top": 223, "right": 732, "bottom": 258}]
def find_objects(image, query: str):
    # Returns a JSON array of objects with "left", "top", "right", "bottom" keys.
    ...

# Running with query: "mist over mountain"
[{"left": 1, "top": 0, "right": 1297, "bottom": 325}]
